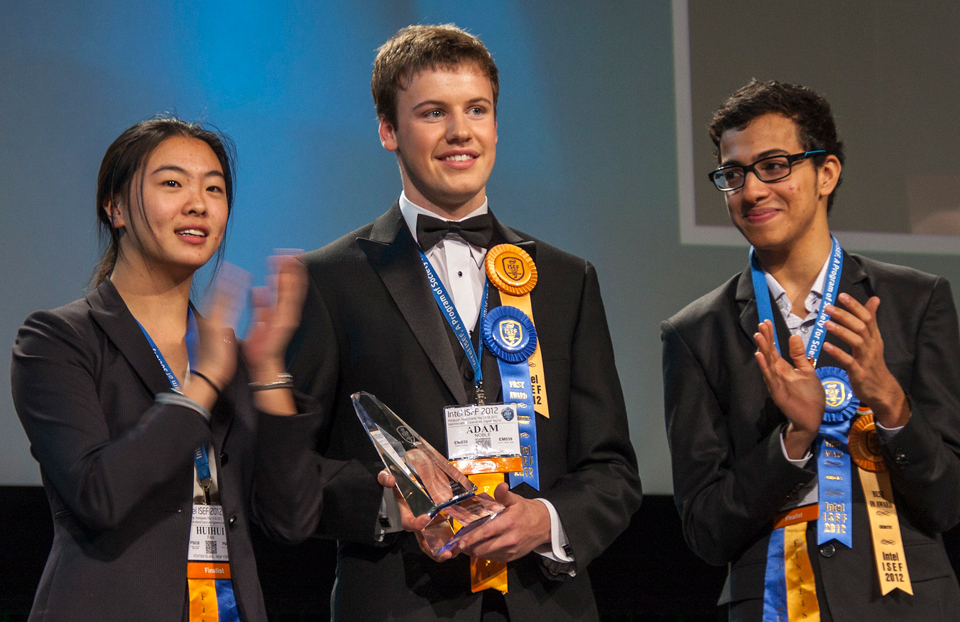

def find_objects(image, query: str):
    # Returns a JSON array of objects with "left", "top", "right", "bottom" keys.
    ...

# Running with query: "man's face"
[
  {"left": 379, "top": 64, "right": 497, "bottom": 218},
  {"left": 718, "top": 113, "right": 839, "bottom": 254}
]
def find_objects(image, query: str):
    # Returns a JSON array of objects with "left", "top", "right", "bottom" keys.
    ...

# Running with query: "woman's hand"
[
  {"left": 242, "top": 252, "right": 307, "bottom": 384},
  {"left": 184, "top": 265, "right": 249, "bottom": 408}
]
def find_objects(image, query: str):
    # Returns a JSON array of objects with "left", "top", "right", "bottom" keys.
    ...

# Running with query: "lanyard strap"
[
  {"left": 419, "top": 250, "right": 488, "bottom": 388},
  {"left": 136, "top": 309, "right": 211, "bottom": 495},
  {"left": 750, "top": 236, "right": 844, "bottom": 365}
]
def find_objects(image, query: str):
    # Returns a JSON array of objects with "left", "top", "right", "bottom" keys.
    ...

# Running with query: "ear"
[
  {"left": 379, "top": 116, "right": 399, "bottom": 152},
  {"left": 104, "top": 198, "right": 125, "bottom": 229},
  {"left": 816, "top": 154, "right": 842, "bottom": 200}
]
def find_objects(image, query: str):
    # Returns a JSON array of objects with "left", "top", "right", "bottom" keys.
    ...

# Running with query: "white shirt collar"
[
  {"left": 764, "top": 253, "right": 832, "bottom": 317},
  {"left": 398, "top": 192, "right": 490, "bottom": 248}
]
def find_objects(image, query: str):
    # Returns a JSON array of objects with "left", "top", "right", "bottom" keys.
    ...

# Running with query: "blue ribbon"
[
  {"left": 762, "top": 527, "right": 787, "bottom": 622},
  {"left": 753, "top": 237, "right": 851, "bottom": 619},
  {"left": 482, "top": 306, "right": 540, "bottom": 490},
  {"left": 815, "top": 367, "right": 858, "bottom": 548},
  {"left": 419, "top": 250, "right": 488, "bottom": 392}
]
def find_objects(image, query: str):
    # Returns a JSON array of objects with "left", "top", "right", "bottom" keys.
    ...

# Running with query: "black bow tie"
[{"left": 415, "top": 213, "right": 494, "bottom": 251}]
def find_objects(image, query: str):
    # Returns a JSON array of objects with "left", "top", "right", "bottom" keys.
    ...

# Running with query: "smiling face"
[
  {"left": 379, "top": 64, "right": 497, "bottom": 218},
  {"left": 719, "top": 113, "right": 840, "bottom": 256},
  {"left": 108, "top": 136, "right": 229, "bottom": 279}
]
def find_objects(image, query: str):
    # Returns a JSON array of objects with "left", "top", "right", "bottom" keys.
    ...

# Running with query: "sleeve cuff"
[
  {"left": 532, "top": 498, "right": 576, "bottom": 576},
  {"left": 156, "top": 392, "right": 212, "bottom": 424},
  {"left": 375, "top": 486, "right": 403, "bottom": 540},
  {"left": 875, "top": 420, "right": 905, "bottom": 443},
  {"left": 780, "top": 424, "right": 812, "bottom": 466}
]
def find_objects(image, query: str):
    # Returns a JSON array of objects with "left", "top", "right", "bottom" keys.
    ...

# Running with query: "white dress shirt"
[{"left": 381, "top": 193, "right": 575, "bottom": 571}]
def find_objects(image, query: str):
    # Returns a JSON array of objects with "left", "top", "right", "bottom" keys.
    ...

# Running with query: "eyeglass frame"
[{"left": 708, "top": 150, "right": 826, "bottom": 192}]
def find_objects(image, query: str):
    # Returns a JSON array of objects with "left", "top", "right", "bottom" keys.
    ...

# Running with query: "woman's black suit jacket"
[{"left": 12, "top": 280, "right": 326, "bottom": 621}]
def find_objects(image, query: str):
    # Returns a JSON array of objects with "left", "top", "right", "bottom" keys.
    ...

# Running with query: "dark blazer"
[
  {"left": 287, "top": 203, "right": 642, "bottom": 621},
  {"left": 11, "top": 280, "right": 327, "bottom": 622},
  {"left": 661, "top": 252, "right": 960, "bottom": 621}
]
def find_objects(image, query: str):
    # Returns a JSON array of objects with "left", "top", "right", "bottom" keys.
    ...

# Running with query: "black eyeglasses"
[{"left": 708, "top": 150, "right": 826, "bottom": 192}]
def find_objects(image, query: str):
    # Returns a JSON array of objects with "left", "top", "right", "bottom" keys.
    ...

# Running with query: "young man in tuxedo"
[
  {"left": 662, "top": 79, "right": 960, "bottom": 621},
  {"left": 288, "top": 24, "right": 642, "bottom": 622}
]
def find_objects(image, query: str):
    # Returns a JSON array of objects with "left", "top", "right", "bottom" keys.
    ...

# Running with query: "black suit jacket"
[
  {"left": 11, "top": 280, "right": 326, "bottom": 622},
  {"left": 287, "top": 203, "right": 642, "bottom": 621},
  {"left": 661, "top": 253, "right": 960, "bottom": 621}
]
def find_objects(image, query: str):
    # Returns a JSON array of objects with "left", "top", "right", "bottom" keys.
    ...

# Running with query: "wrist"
[
  {"left": 249, "top": 359, "right": 287, "bottom": 386},
  {"left": 871, "top": 386, "right": 910, "bottom": 428},
  {"left": 783, "top": 423, "right": 817, "bottom": 460}
]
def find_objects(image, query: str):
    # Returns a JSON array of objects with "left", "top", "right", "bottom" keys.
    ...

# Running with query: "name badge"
[
  {"left": 444, "top": 404, "right": 521, "bottom": 461},
  {"left": 188, "top": 504, "right": 229, "bottom": 563}
]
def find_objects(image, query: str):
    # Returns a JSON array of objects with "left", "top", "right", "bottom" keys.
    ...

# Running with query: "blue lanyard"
[
  {"left": 136, "top": 308, "right": 212, "bottom": 495},
  {"left": 419, "top": 250, "right": 488, "bottom": 391},
  {"left": 750, "top": 236, "right": 844, "bottom": 366}
]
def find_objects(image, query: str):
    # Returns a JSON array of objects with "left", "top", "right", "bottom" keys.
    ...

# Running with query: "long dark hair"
[{"left": 94, "top": 117, "right": 237, "bottom": 285}]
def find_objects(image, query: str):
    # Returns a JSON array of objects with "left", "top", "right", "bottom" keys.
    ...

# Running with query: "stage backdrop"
[{"left": 4, "top": 1, "right": 960, "bottom": 497}]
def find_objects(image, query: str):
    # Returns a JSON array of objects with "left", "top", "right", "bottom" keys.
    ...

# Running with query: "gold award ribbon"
[
  {"left": 849, "top": 410, "right": 913, "bottom": 595},
  {"left": 784, "top": 523, "right": 820, "bottom": 621},
  {"left": 485, "top": 244, "right": 549, "bottom": 418}
]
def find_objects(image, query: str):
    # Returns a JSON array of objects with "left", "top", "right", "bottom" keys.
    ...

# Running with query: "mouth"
[
  {"left": 175, "top": 227, "right": 209, "bottom": 240},
  {"left": 743, "top": 208, "right": 779, "bottom": 224},
  {"left": 440, "top": 153, "right": 477, "bottom": 162}
]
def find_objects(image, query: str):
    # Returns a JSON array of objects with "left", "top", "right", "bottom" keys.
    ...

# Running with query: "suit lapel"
[
  {"left": 736, "top": 267, "right": 792, "bottom": 362},
  {"left": 358, "top": 203, "right": 468, "bottom": 404},
  {"left": 88, "top": 280, "right": 174, "bottom": 397}
]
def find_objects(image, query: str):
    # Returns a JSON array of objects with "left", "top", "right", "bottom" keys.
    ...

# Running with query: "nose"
[
  {"left": 446, "top": 111, "right": 471, "bottom": 143},
  {"left": 739, "top": 168, "right": 770, "bottom": 203},
  {"left": 185, "top": 182, "right": 208, "bottom": 216}
]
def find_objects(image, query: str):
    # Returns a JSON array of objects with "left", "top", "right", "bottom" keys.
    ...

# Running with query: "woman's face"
[{"left": 114, "top": 136, "right": 229, "bottom": 277}]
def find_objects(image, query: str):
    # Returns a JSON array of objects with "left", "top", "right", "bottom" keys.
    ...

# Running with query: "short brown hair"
[{"left": 372, "top": 24, "right": 499, "bottom": 127}]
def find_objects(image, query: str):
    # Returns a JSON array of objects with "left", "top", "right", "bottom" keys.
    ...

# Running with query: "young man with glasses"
[{"left": 662, "top": 79, "right": 960, "bottom": 621}]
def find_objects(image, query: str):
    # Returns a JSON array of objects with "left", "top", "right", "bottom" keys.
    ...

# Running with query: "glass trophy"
[{"left": 351, "top": 391, "right": 505, "bottom": 555}]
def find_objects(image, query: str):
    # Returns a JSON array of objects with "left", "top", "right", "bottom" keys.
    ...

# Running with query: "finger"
[
  {"left": 492, "top": 482, "right": 518, "bottom": 507},
  {"left": 786, "top": 334, "right": 810, "bottom": 370},
  {"left": 213, "top": 263, "right": 251, "bottom": 330},
  {"left": 377, "top": 469, "right": 396, "bottom": 488},
  {"left": 863, "top": 297, "right": 882, "bottom": 338},
  {"left": 822, "top": 342, "right": 857, "bottom": 370},
  {"left": 834, "top": 293, "right": 875, "bottom": 324},
  {"left": 824, "top": 304, "right": 867, "bottom": 335},
  {"left": 824, "top": 319, "right": 865, "bottom": 350}
]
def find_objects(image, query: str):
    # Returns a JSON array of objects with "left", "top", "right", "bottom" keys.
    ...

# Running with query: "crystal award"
[{"left": 351, "top": 391, "right": 504, "bottom": 555}]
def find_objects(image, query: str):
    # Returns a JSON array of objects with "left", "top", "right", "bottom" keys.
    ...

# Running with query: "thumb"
[
  {"left": 787, "top": 334, "right": 810, "bottom": 369},
  {"left": 493, "top": 482, "right": 518, "bottom": 506}
]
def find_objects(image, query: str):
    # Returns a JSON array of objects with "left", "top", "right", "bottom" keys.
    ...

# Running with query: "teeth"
[
  {"left": 443, "top": 154, "right": 474, "bottom": 161},
  {"left": 178, "top": 229, "right": 206, "bottom": 237}
]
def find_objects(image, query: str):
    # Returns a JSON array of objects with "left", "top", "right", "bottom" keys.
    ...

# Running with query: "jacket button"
[
  {"left": 895, "top": 450, "right": 909, "bottom": 466},
  {"left": 220, "top": 452, "right": 229, "bottom": 466},
  {"left": 463, "top": 368, "right": 474, "bottom": 381},
  {"left": 229, "top": 516, "right": 237, "bottom": 527},
  {"left": 820, "top": 543, "right": 836, "bottom": 558}
]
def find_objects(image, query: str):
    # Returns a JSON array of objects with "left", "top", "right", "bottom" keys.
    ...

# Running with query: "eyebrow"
[
  {"left": 411, "top": 97, "right": 493, "bottom": 111},
  {"left": 720, "top": 148, "right": 790, "bottom": 167},
  {"left": 149, "top": 164, "right": 225, "bottom": 179}
]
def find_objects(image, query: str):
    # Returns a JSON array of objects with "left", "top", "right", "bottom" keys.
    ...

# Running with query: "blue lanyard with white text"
[
  {"left": 419, "top": 250, "right": 489, "bottom": 398},
  {"left": 135, "top": 309, "right": 213, "bottom": 492},
  {"left": 750, "top": 235, "right": 844, "bottom": 365}
]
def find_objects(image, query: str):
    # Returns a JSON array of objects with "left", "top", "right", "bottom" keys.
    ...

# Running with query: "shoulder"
[
  {"left": 662, "top": 272, "right": 742, "bottom": 339},
  {"left": 300, "top": 221, "right": 377, "bottom": 273},
  {"left": 16, "top": 296, "right": 96, "bottom": 347},
  {"left": 851, "top": 252, "right": 943, "bottom": 294}
]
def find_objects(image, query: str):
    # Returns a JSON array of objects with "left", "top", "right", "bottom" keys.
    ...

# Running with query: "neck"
[
  {"left": 110, "top": 255, "right": 193, "bottom": 336},
  {"left": 755, "top": 233, "right": 833, "bottom": 313}
]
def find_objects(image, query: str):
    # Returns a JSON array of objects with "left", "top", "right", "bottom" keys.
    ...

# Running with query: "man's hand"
[
  {"left": 754, "top": 320, "right": 825, "bottom": 459},
  {"left": 454, "top": 483, "right": 551, "bottom": 563},
  {"left": 377, "top": 469, "right": 456, "bottom": 562},
  {"left": 823, "top": 294, "right": 910, "bottom": 428}
]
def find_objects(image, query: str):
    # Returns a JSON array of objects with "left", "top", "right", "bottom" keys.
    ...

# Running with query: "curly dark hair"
[{"left": 708, "top": 79, "right": 844, "bottom": 212}]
